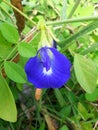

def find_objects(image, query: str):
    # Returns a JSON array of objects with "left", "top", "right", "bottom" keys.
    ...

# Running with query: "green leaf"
[
  {"left": 29, "top": 31, "right": 41, "bottom": 46},
  {"left": 0, "top": 22, "right": 19, "bottom": 43},
  {"left": 85, "top": 88, "right": 98, "bottom": 101},
  {"left": 18, "top": 42, "right": 36, "bottom": 58},
  {"left": 81, "top": 122, "right": 93, "bottom": 130},
  {"left": 4, "top": 61, "right": 27, "bottom": 83},
  {"left": 74, "top": 54, "right": 97, "bottom": 93},
  {"left": 59, "top": 105, "right": 71, "bottom": 119},
  {"left": 60, "top": 125, "right": 69, "bottom": 130},
  {"left": 38, "top": 122, "right": 45, "bottom": 130},
  {"left": 54, "top": 89, "right": 65, "bottom": 107},
  {"left": 0, "top": 73, "right": 17, "bottom": 122},
  {"left": 78, "top": 102, "right": 89, "bottom": 120},
  {"left": 76, "top": 5, "right": 94, "bottom": 17},
  {"left": 0, "top": 32, "right": 14, "bottom": 59}
]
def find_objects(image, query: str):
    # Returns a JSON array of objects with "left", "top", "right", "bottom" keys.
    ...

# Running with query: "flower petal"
[
  {"left": 48, "top": 47, "right": 71, "bottom": 88},
  {"left": 25, "top": 47, "right": 71, "bottom": 88}
]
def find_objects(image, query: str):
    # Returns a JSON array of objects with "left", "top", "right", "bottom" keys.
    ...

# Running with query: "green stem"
[
  {"left": 80, "top": 42, "right": 98, "bottom": 55},
  {"left": 67, "top": 94, "right": 82, "bottom": 130},
  {"left": 3, "top": 0, "right": 37, "bottom": 26},
  {"left": 46, "top": 16, "right": 98, "bottom": 26},
  {"left": 60, "top": 21, "right": 98, "bottom": 52},
  {"left": 0, "top": 5, "right": 14, "bottom": 23},
  {"left": 68, "top": 0, "right": 81, "bottom": 18},
  {"left": 0, "top": 7, "right": 5, "bottom": 20},
  {"left": 61, "top": 0, "right": 82, "bottom": 32},
  {"left": 5, "top": 46, "right": 18, "bottom": 61},
  {"left": 9, "top": 122, "right": 15, "bottom": 130},
  {"left": 36, "top": 100, "right": 42, "bottom": 125},
  {"left": 0, "top": 46, "right": 18, "bottom": 70},
  {"left": 42, "top": 107, "right": 77, "bottom": 130},
  {"left": 61, "top": 0, "right": 67, "bottom": 20}
]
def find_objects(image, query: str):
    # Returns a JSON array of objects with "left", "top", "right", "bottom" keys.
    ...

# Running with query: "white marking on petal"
[
  {"left": 47, "top": 49, "right": 53, "bottom": 59},
  {"left": 43, "top": 67, "right": 52, "bottom": 75}
]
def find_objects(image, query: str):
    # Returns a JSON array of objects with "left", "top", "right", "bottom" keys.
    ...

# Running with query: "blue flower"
[{"left": 25, "top": 46, "right": 71, "bottom": 88}]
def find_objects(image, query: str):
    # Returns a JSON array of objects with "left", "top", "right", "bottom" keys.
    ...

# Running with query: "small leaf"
[
  {"left": 85, "top": 88, "right": 98, "bottom": 101},
  {"left": 78, "top": 102, "right": 89, "bottom": 120},
  {"left": 0, "top": 22, "right": 19, "bottom": 43},
  {"left": 54, "top": 89, "right": 65, "bottom": 107},
  {"left": 81, "top": 123, "right": 93, "bottom": 130},
  {"left": 59, "top": 105, "right": 71, "bottom": 119},
  {"left": 38, "top": 122, "right": 45, "bottom": 130},
  {"left": 18, "top": 42, "right": 36, "bottom": 58},
  {"left": 0, "top": 73, "right": 17, "bottom": 122},
  {"left": 74, "top": 54, "right": 97, "bottom": 93},
  {"left": 4, "top": 61, "right": 27, "bottom": 83},
  {"left": 67, "top": 91, "right": 77, "bottom": 103},
  {"left": 60, "top": 125, "right": 69, "bottom": 130},
  {"left": 0, "top": 32, "right": 13, "bottom": 59}
]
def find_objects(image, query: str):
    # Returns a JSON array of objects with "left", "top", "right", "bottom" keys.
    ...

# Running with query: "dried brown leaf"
[{"left": 44, "top": 114, "right": 58, "bottom": 130}]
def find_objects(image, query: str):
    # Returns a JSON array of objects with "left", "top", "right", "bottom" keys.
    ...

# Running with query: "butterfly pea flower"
[{"left": 25, "top": 46, "right": 71, "bottom": 88}]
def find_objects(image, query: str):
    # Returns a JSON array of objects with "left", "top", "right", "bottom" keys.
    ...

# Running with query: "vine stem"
[
  {"left": 0, "top": 5, "right": 14, "bottom": 23},
  {"left": 68, "top": 0, "right": 81, "bottom": 18},
  {"left": 3, "top": 0, "right": 98, "bottom": 27},
  {"left": 46, "top": 16, "right": 98, "bottom": 26},
  {"left": 0, "top": 46, "right": 18, "bottom": 71},
  {"left": 3, "top": 0, "right": 37, "bottom": 26},
  {"left": 60, "top": 0, "right": 81, "bottom": 32}
]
